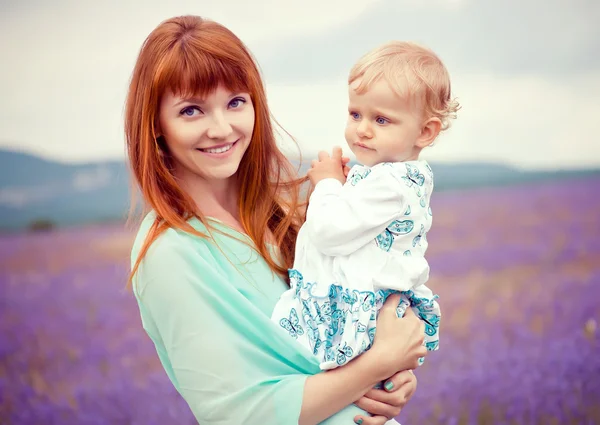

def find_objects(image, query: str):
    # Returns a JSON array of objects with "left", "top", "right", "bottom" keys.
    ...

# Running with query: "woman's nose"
[{"left": 206, "top": 112, "right": 233, "bottom": 139}]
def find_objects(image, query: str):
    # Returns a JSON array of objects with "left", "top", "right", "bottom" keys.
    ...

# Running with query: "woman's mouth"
[{"left": 197, "top": 140, "right": 237, "bottom": 155}]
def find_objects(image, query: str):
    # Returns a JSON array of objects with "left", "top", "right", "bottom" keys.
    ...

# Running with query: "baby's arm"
[
  {"left": 305, "top": 166, "right": 405, "bottom": 257},
  {"left": 372, "top": 250, "right": 430, "bottom": 292}
]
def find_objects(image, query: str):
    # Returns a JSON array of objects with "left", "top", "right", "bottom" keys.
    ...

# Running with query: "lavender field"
[{"left": 1, "top": 177, "right": 599, "bottom": 425}]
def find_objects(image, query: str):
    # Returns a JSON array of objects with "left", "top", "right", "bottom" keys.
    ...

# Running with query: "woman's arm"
[
  {"left": 299, "top": 297, "right": 427, "bottom": 425},
  {"left": 299, "top": 347, "right": 388, "bottom": 425},
  {"left": 354, "top": 369, "right": 418, "bottom": 424},
  {"left": 135, "top": 235, "right": 314, "bottom": 425},
  {"left": 135, "top": 233, "right": 380, "bottom": 424},
  {"left": 135, "top": 233, "right": 425, "bottom": 425}
]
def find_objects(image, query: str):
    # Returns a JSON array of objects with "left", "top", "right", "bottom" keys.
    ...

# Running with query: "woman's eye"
[
  {"left": 376, "top": 117, "right": 388, "bottom": 125},
  {"left": 229, "top": 97, "right": 246, "bottom": 108},
  {"left": 180, "top": 106, "right": 201, "bottom": 116}
]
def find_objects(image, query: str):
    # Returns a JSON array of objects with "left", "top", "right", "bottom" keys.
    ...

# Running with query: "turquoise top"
[{"left": 131, "top": 212, "right": 366, "bottom": 424}]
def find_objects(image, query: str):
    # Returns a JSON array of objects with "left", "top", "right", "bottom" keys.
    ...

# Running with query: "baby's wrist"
[{"left": 313, "top": 177, "right": 344, "bottom": 190}]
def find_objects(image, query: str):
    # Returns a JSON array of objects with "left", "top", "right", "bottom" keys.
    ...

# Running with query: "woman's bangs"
[{"left": 158, "top": 47, "right": 250, "bottom": 99}]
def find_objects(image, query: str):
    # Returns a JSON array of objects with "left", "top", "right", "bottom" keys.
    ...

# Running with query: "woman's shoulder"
[
  {"left": 130, "top": 212, "right": 264, "bottom": 273},
  {"left": 130, "top": 211, "right": 216, "bottom": 269},
  {"left": 130, "top": 211, "right": 157, "bottom": 260},
  {"left": 131, "top": 212, "right": 223, "bottom": 297}
]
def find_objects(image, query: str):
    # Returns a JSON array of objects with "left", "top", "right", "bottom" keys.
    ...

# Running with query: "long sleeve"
[
  {"left": 305, "top": 165, "right": 406, "bottom": 257},
  {"left": 134, "top": 233, "right": 310, "bottom": 424},
  {"left": 132, "top": 226, "right": 366, "bottom": 425}
]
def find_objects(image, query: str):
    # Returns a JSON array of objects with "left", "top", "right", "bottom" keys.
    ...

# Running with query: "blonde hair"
[{"left": 349, "top": 41, "right": 460, "bottom": 131}]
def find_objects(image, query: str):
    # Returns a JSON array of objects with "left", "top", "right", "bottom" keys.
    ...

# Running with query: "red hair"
[{"left": 125, "top": 15, "right": 306, "bottom": 285}]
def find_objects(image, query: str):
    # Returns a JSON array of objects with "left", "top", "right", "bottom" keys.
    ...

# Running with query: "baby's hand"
[
  {"left": 342, "top": 156, "right": 351, "bottom": 177},
  {"left": 308, "top": 146, "right": 347, "bottom": 185}
]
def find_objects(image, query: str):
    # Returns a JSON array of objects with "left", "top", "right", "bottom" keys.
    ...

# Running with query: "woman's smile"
[{"left": 196, "top": 139, "right": 238, "bottom": 156}]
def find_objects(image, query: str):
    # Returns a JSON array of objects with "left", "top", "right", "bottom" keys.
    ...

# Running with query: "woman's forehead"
[
  {"left": 165, "top": 80, "right": 248, "bottom": 100},
  {"left": 163, "top": 85, "right": 247, "bottom": 104}
]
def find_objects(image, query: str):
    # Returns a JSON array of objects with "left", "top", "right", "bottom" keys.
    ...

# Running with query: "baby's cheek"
[{"left": 344, "top": 124, "right": 354, "bottom": 144}]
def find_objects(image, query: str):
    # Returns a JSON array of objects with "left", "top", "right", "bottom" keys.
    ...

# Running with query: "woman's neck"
[{"left": 177, "top": 172, "right": 242, "bottom": 228}]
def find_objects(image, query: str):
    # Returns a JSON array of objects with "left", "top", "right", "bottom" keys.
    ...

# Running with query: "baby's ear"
[{"left": 416, "top": 117, "right": 442, "bottom": 148}]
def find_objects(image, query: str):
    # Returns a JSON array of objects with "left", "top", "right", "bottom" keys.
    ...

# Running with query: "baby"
[{"left": 272, "top": 41, "right": 459, "bottom": 370}]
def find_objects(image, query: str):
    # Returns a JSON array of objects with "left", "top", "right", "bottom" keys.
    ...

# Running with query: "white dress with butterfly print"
[{"left": 271, "top": 160, "right": 441, "bottom": 371}]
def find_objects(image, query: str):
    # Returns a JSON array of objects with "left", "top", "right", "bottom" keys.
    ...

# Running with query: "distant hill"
[
  {"left": 0, "top": 150, "right": 133, "bottom": 231},
  {"left": 0, "top": 148, "right": 598, "bottom": 231}
]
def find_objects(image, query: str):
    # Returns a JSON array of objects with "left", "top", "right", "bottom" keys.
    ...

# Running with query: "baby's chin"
[{"left": 354, "top": 153, "right": 386, "bottom": 167}]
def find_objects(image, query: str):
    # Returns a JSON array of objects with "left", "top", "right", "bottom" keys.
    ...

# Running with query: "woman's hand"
[
  {"left": 368, "top": 294, "right": 427, "bottom": 380},
  {"left": 353, "top": 370, "right": 417, "bottom": 424},
  {"left": 308, "top": 146, "right": 347, "bottom": 185},
  {"left": 348, "top": 294, "right": 426, "bottom": 424}
]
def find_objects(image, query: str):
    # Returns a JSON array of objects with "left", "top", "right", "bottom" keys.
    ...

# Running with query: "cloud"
[
  {"left": 0, "top": 0, "right": 599, "bottom": 170},
  {"left": 0, "top": 0, "right": 381, "bottom": 162},
  {"left": 256, "top": 0, "right": 600, "bottom": 83},
  {"left": 0, "top": 184, "right": 62, "bottom": 208},
  {"left": 0, "top": 167, "right": 113, "bottom": 208},
  {"left": 72, "top": 167, "right": 112, "bottom": 191},
  {"left": 420, "top": 72, "right": 600, "bottom": 170},
  {"left": 268, "top": 72, "right": 600, "bottom": 170}
]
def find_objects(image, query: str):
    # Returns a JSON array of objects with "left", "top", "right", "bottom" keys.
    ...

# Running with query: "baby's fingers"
[
  {"left": 318, "top": 150, "right": 330, "bottom": 161},
  {"left": 331, "top": 146, "right": 343, "bottom": 160}
]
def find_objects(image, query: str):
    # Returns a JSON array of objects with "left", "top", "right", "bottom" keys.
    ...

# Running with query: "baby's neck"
[{"left": 365, "top": 155, "right": 422, "bottom": 167}]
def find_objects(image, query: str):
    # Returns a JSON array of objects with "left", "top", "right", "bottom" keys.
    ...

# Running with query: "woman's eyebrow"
[
  {"left": 172, "top": 97, "right": 205, "bottom": 108},
  {"left": 172, "top": 92, "right": 243, "bottom": 108}
]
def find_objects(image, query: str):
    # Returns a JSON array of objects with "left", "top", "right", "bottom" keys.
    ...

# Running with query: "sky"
[{"left": 1, "top": 0, "right": 599, "bottom": 170}]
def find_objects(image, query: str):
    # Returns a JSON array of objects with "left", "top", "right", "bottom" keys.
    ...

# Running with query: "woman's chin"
[{"left": 202, "top": 164, "right": 242, "bottom": 183}]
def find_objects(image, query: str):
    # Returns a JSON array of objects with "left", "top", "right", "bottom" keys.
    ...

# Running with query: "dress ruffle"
[{"left": 278, "top": 269, "right": 440, "bottom": 370}]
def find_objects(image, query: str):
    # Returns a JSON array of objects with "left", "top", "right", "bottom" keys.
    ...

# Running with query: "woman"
[{"left": 125, "top": 15, "right": 427, "bottom": 425}]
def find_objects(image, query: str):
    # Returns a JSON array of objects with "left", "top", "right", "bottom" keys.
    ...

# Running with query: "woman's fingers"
[
  {"left": 405, "top": 308, "right": 427, "bottom": 343},
  {"left": 354, "top": 394, "right": 400, "bottom": 419},
  {"left": 395, "top": 372, "right": 417, "bottom": 402},
  {"left": 382, "top": 369, "right": 415, "bottom": 394},
  {"left": 381, "top": 293, "right": 402, "bottom": 313},
  {"left": 376, "top": 295, "right": 428, "bottom": 371},
  {"left": 353, "top": 414, "right": 395, "bottom": 425}
]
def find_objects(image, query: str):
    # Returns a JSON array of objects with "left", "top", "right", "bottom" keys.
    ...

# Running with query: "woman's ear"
[
  {"left": 154, "top": 122, "right": 167, "bottom": 156},
  {"left": 416, "top": 117, "right": 442, "bottom": 148}
]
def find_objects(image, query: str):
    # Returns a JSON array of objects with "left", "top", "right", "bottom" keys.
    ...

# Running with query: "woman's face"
[{"left": 158, "top": 84, "right": 255, "bottom": 185}]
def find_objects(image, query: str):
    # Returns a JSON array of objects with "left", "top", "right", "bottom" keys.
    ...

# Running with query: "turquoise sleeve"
[{"left": 133, "top": 230, "right": 365, "bottom": 424}]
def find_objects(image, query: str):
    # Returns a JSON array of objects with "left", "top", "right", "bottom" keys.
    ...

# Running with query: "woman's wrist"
[
  {"left": 299, "top": 345, "right": 393, "bottom": 425},
  {"left": 360, "top": 344, "right": 395, "bottom": 382}
]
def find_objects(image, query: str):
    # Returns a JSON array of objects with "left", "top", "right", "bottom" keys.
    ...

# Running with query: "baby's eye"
[
  {"left": 376, "top": 117, "right": 389, "bottom": 125},
  {"left": 180, "top": 106, "right": 202, "bottom": 116},
  {"left": 350, "top": 112, "right": 360, "bottom": 120}
]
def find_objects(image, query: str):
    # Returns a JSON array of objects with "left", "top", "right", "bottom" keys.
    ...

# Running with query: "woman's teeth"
[{"left": 200, "top": 143, "right": 234, "bottom": 154}]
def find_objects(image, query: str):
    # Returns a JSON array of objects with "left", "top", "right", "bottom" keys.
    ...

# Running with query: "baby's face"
[{"left": 345, "top": 78, "right": 423, "bottom": 166}]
